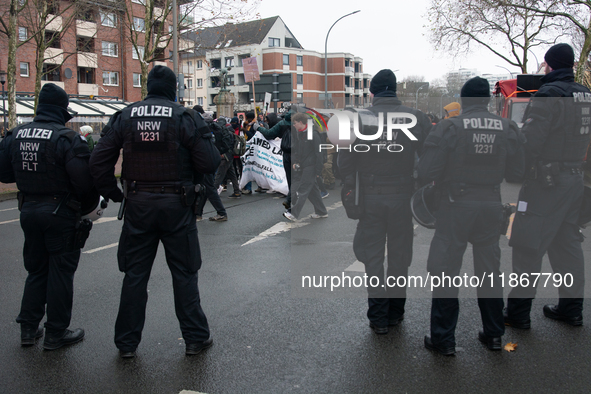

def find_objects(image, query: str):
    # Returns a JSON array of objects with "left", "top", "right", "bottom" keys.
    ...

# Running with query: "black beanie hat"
[
  {"left": 461, "top": 77, "right": 490, "bottom": 97},
  {"left": 370, "top": 69, "right": 397, "bottom": 94},
  {"left": 147, "top": 65, "right": 177, "bottom": 101},
  {"left": 544, "top": 43, "right": 575, "bottom": 70},
  {"left": 39, "top": 83, "right": 69, "bottom": 109}
]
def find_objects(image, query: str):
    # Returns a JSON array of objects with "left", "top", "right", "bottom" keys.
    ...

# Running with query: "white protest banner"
[{"left": 239, "top": 131, "right": 288, "bottom": 195}]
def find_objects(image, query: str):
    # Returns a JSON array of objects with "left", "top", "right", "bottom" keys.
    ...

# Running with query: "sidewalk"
[{"left": 0, "top": 154, "right": 122, "bottom": 201}]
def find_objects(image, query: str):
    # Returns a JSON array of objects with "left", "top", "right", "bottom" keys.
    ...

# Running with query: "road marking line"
[
  {"left": 83, "top": 242, "right": 118, "bottom": 254},
  {"left": 0, "top": 218, "right": 19, "bottom": 225},
  {"left": 0, "top": 207, "right": 18, "bottom": 212},
  {"left": 94, "top": 216, "right": 119, "bottom": 224},
  {"left": 241, "top": 202, "right": 343, "bottom": 247},
  {"left": 344, "top": 260, "right": 365, "bottom": 272}
]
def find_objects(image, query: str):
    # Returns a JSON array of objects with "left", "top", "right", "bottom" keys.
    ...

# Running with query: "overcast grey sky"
[{"left": 256, "top": 0, "right": 545, "bottom": 83}]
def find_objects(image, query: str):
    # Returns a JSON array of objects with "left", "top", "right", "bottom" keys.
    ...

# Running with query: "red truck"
[{"left": 493, "top": 74, "right": 544, "bottom": 127}]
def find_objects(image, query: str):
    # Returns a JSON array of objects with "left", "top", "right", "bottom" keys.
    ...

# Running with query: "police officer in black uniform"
[
  {"left": 338, "top": 69, "right": 432, "bottom": 334},
  {"left": 418, "top": 77, "right": 524, "bottom": 355},
  {"left": 0, "top": 83, "right": 93, "bottom": 349},
  {"left": 89, "top": 66, "right": 221, "bottom": 358},
  {"left": 505, "top": 43, "right": 591, "bottom": 329}
]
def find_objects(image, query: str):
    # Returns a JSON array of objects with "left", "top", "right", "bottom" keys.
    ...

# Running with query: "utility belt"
[
  {"left": 360, "top": 174, "right": 413, "bottom": 195},
  {"left": 447, "top": 183, "right": 500, "bottom": 202},
  {"left": 122, "top": 180, "right": 200, "bottom": 211},
  {"left": 527, "top": 161, "right": 583, "bottom": 188},
  {"left": 128, "top": 181, "right": 183, "bottom": 194}
]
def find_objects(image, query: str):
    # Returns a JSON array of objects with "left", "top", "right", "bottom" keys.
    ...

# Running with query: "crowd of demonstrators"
[{"left": 213, "top": 116, "right": 241, "bottom": 199}]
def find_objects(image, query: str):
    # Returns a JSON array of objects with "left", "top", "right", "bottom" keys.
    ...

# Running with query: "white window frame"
[
  {"left": 269, "top": 37, "right": 280, "bottom": 47},
  {"left": 297, "top": 55, "right": 302, "bottom": 66},
  {"left": 133, "top": 17, "right": 145, "bottom": 32},
  {"left": 197, "top": 78, "right": 203, "bottom": 88},
  {"left": 196, "top": 60, "right": 203, "bottom": 69},
  {"left": 132, "top": 46, "right": 145, "bottom": 60},
  {"left": 20, "top": 62, "right": 29, "bottom": 77},
  {"left": 133, "top": 73, "right": 141, "bottom": 87},
  {"left": 102, "top": 41, "right": 118, "bottom": 57},
  {"left": 100, "top": 11, "right": 117, "bottom": 28},
  {"left": 225, "top": 57, "right": 234, "bottom": 67},
  {"left": 283, "top": 54, "right": 289, "bottom": 65},
  {"left": 187, "top": 79, "right": 193, "bottom": 89},
  {"left": 103, "top": 71, "right": 119, "bottom": 86},
  {"left": 197, "top": 97, "right": 203, "bottom": 106},
  {"left": 19, "top": 27, "right": 27, "bottom": 42}
]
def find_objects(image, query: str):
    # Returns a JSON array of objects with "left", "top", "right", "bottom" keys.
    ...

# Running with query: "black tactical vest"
[
  {"left": 444, "top": 113, "right": 510, "bottom": 186},
  {"left": 9, "top": 122, "right": 77, "bottom": 195},
  {"left": 120, "top": 98, "right": 193, "bottom": 183},
  {"left": 535, "top": 81, "right": 591, "bottom": 163}
]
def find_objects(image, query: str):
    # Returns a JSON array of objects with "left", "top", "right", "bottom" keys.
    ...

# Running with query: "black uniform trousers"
[
  {"left": 214, "top": 155, "right": 240, "bottom": 194},
  {"left": 194, "top": 173, "right": 227, "bottom": 217},
  {"left": 507, "top": 171, "right": 585, "bottom": 320},
  {"left": 290, "top": 166, "right": 327, "bottom": 218},
  {"left": 353, "top": 188, "right": 414, "bottom": 328},
  {"left": 115, "top": 191, "right": 209, "bottom": 352},
  {"left": 284, "top": 154, "right": 292, "bottom": 205},
  {"left": 16, "top": 201, "right": 80, "bottom": 335},
  {"left": 428, "top": 192, "right": 505, "bottom": 348}
]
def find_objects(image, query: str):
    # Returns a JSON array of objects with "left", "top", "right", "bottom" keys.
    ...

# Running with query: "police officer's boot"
[
  {"left": 43, "top": 328, "right": 85, "bottom": 350},
  {"left": 21, "top": 325, "right": 44, "bottom": 346}
]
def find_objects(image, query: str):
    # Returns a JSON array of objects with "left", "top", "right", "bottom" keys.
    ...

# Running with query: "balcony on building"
[
  {"left": 46, "top": 15, "right": 62, "bottom": 31},
  {"left": 44, "top": 47, "right": 64, "bottom": 65},
  {"left": 76, "top": 20, "right": 97, "bottom": 38}
]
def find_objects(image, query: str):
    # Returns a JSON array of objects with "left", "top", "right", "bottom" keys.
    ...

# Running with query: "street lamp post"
[
  {"left": 496, "top": 65, "right": 514, "bottom": 78},
  {"left": 324, "top": 10, "right": 360, "bottom": 109},
  {"left": 415, "top": 83, "right": 428, "bottom": 109},
  {"left": 0, "top": 70, "right": 6, "bottom": 135}
]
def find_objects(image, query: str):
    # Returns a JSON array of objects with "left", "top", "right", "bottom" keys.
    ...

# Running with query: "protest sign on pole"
[{"left": 242, "top": 57, "right": 261, "bottom": 117}]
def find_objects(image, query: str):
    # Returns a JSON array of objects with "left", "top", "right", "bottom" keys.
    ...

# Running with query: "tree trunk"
[
  {"left": 576, "top": 19, "right": 591, "bottom": 86},
  {"left": 6, "top": 0, "right": 18, "bottom": 129}
]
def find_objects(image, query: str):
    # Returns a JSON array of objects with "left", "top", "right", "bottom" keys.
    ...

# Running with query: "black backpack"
[{"left": 209, "top": 121, "right": 234, "bottom": 155}]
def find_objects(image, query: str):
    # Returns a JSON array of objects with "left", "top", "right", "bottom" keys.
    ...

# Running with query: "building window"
[
  {"left": 47, "top": 0, "right": 59, "bottom": 14},
  {"left": 100, "top": 11, "right": 116, "bottom": 27},
  {"left": 197, "top": 97, "right": 203, "bottom": 106},
  {"left": 102, "top": 41, "right": 118, "bottom": 57},
  {"left": 132, "top": 46, "right": 145, "bottom": 60},
  {"left": 197, "top": 78, "right": 202, "bottom": 88},
  {"left": 41, "top": 64, "right": 61, "bottom": 81},
  {"left": 297, "top": 93, "right": 303, "bottom": 103},
  {"left": 77, "top": 36, "right": 94, "bottom": 52},
  {"left": 197, "top": 60, "right": 203, "bottom": 69},
  {"left": 187, "top": 79, "right": 193, "bottom": 89},
  {"left": 19, "top": 27, "right": 27, "bottom": 41},
  {"left": 77, "top": 67, "right": 94, "bottom": 84},
  {"left": 297, "top": 55, "right": 302, "bottom": 66},
  {"left": 227, "top": 75, "right": 234, "bottom": 86},
  {"left": 133, "top": 17, "right": 145, "bottom": 32},
  {"left": 269, "top": 37, "right": 280, "bottom": 47},
  {"left": 133, "top": 73, "right": 142, "bottom": 87},
  {"left": 20, "top": 62, "right": 29, "bottom": 77},
  {"left": 77, "top": 8, "right": 94, "bottom": 22},
  {"left": 297, "top": 74, "right": 303, "bottom": 84},
  {"left": 283, "top": 54, "right": 289, "bottom": 65},
  {"left": 225, "top": 57, "right": 234, "bottom": 67},
  {"left": 211, "top": 58, "right": 221, "bottom": 69},
  {"left": 45, "top": 31, "right": 60, "bottom": 48},
  {"left": 103, "top": 71, "right": 119, "bottom": 86}
]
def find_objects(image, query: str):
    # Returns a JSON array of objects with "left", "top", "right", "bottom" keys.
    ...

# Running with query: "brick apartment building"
[
  {"left": 0, "top": 0, "right": 189, "bottom": 104},
  {"left": 180, "top": 16, "right": 371, "bottom": 111}
]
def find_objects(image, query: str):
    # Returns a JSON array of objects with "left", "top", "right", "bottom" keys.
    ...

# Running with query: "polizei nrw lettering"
[
  {"left": 130, "top": 105, "right": 173, "bottom": 118},
  {"left": 15, "top": 128, "right": 53, "bottom": 139},
  {"left": 472, "top": 133, "right": 496, "bottom": 143},
  {"left": 137, "top": 121, "right": 161, "bottom": 131},
  {"left": 462, "top": 118, "right": 503, "bottom": 130}
]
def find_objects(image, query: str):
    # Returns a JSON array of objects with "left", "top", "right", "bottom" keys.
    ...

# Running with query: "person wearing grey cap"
[
  {"left": 419, "top": 77, "right": 525, "bottom": 355},
  {"left": 0, "top": 83, "right": 95, "bottom": 350},
  {"left": 505, "top": 43, "right": 591, "bottom": 330},
  {"left": 90, "top": 65, "right": 220, "bottom": 358}
]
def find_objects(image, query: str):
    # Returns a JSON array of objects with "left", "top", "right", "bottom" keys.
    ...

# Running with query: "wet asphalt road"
[{"left": 1, "top": 182, "right": 590, "bottom": 393}]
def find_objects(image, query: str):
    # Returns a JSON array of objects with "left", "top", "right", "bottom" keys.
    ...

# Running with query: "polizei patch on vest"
[
  {"left": 131, "top": 119, "right": 168, "bottom": 152},
  {"left": 130, "top": 105, "right": 173, "bottom": 118},
  {"left": 469, "top": 131, "right": 497, "bottom": 155},
  {"left": 462, "top": 118, "right": 503, "bottom": 130},
  {"left": 15, "top": 128, "right": 53, "bottom": 139}
]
